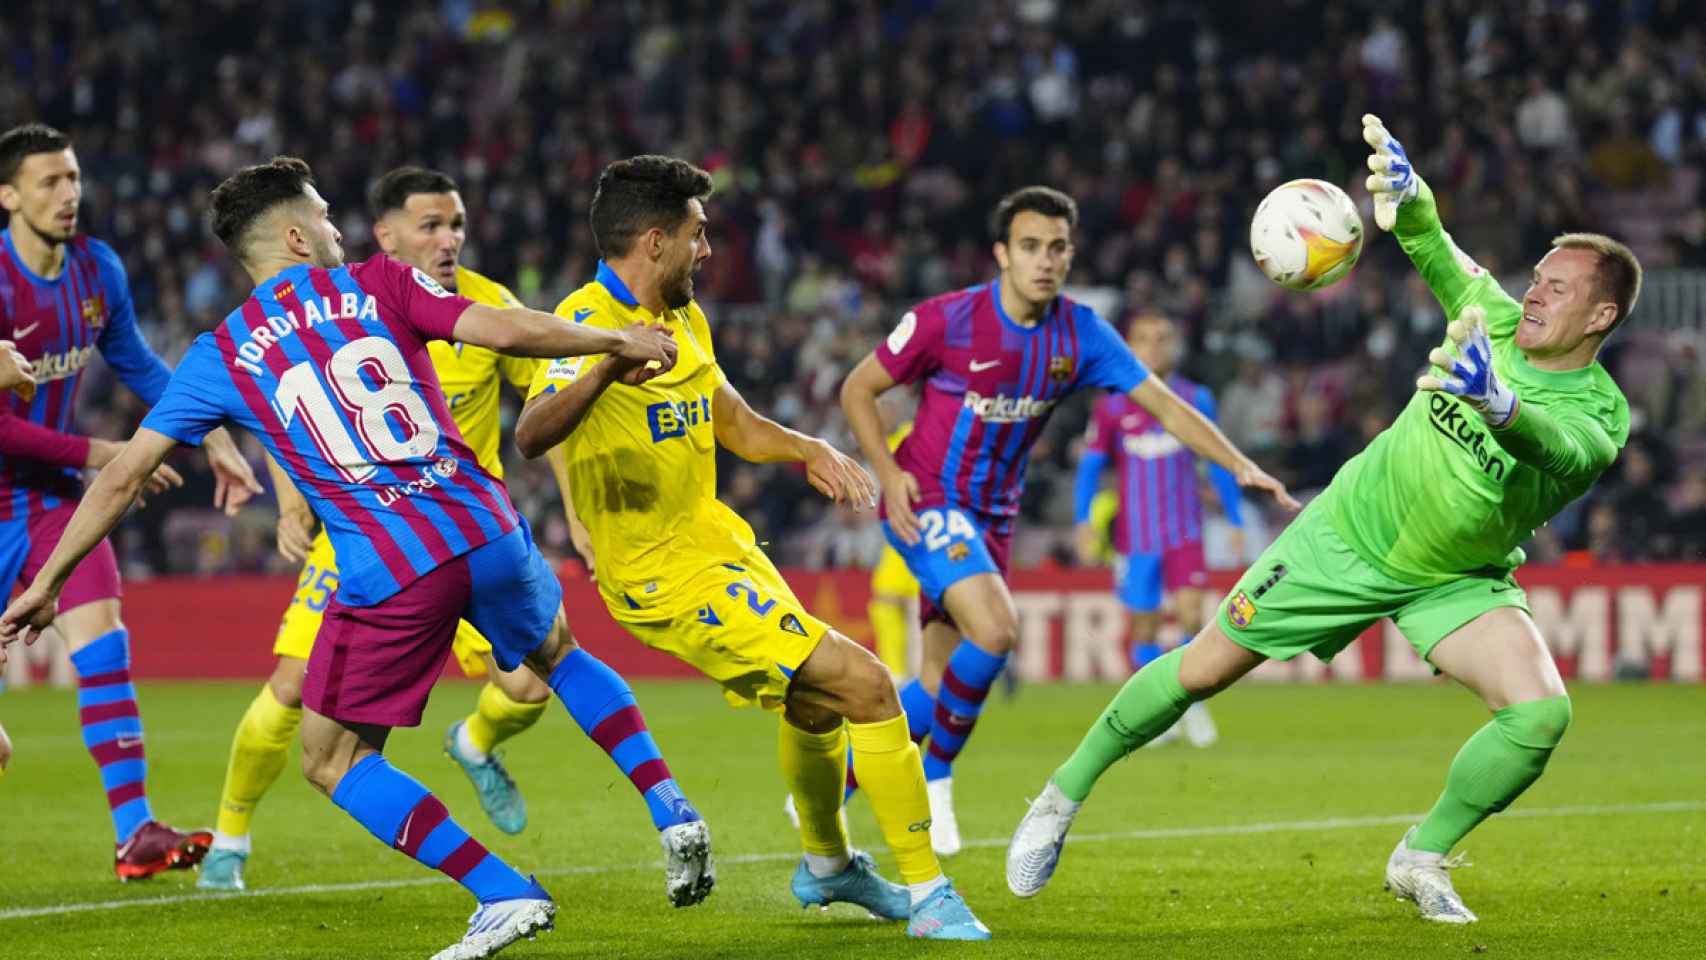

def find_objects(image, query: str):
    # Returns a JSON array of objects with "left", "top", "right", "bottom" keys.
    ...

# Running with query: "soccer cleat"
[
  {"left": 925, "top": 777, "right": 961, "bottom": 856},
  {"left": 1384, "top": 827, "right": 1479, "bottom": 924},
  {"left": 114, "top": 820, "right": 213, "bottom": 881},
  {"left": 430, "top": 878, "right": 556, "bottom": 960},
  {"left": 1180, "top": 702, "right": 1219, "bottom": 748},
  {"left": 790, "top": 850, "right": 910, "bottom": 920},
  {"left": 660, "top": 818, "right": 715, "bottom": 907},
  {"left": 1006, "top": 780, "right": 1081, "bottom": 898},
  {"left": 906, "top": 882, "right": 991, "bottom": 940},
  {"left": 196, "top": 847, "right": 248, "bottom": 891},
  {"left": 444, "top": 720, "right": 528, "bottom": 835}
]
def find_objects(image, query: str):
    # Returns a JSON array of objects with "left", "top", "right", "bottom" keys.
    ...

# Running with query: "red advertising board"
[{"left": 14, "top": 566, "right": 1701, "bottom": 683}]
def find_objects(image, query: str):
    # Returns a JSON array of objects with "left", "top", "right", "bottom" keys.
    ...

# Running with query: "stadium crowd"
[{"left": 6, "top": 0, "right": 1706, "bottom": 575}]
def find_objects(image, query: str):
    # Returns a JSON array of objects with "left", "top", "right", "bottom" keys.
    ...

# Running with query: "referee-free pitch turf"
[{"left": 1, "top": 679, "right": 1702, "bottom": 959}]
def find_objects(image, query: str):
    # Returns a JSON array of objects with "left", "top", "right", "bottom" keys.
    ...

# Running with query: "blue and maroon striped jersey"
[
  {"left": 0, "top": 230, "right": 172, "bottom": 520},
  {"left": 876, "top": 279, "right": 1147, "bottom": 528},
  {"left": 1077, "top": 381, "right": 1244, "bottom": 555},
  {"left": 141, "top": 255, "right": 518, "bottom": 605}
]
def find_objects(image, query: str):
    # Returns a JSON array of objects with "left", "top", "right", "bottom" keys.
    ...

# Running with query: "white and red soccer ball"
[{"left": 1249, "top": 178, "right": 1364, "bottom": 291}]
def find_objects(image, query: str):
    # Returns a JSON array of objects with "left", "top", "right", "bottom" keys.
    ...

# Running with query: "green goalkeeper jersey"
[{"left": 1320, "top": 178, "right": 1629, "bottom": 586}]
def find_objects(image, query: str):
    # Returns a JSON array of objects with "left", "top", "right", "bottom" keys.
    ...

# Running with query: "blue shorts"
[
  {"left": 462, "top": 518, "right": 564, "bottom": 672},
  {"left": 881, "top": 506, "right": 1010, "bottom": 616},
  {"left": 1114, "top": 552, "right": 1165, "bottom": 612}
]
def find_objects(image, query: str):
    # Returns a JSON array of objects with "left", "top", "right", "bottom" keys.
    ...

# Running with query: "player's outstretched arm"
[
  {"left": 717, "top": 381, "right": 876, "bottom": 510},
  {"left": 1417, "top": 307, "right": 1617, "bottom": 480},
  {"left": 0, "top": 429, "right": 180, "bottom": 647},
  {"left": 454, "top": 303, "right": 678, "bottom": 371},
  {"left": 201, "top": 427, "right": 264, "bottom": 517},
  {"left": 1128, "top": 378, "right": 1300, "bottom": 511}
]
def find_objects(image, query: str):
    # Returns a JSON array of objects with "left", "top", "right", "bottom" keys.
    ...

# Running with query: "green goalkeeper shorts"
[{"left": 1215, "top": 504, "right": 1529, "bottom": 667}]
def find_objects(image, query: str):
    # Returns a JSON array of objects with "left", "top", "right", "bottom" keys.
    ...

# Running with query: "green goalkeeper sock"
[
  {"left": 1052, "top": 647, "right": 1192, "bottom": 803},
  {"left": 1411, "top": 695, "right": 1573, "bottom": 854}
]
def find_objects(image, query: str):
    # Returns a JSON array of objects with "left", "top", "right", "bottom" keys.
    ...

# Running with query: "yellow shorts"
[
  {"left": 615, "top": 546, "right": 829, "bottom": 712},
  {"left": 273, "top": 531, "right": 494, "bottom": 677},
  {"left": 869, "top": 545, "right": 919, "bottom": 598}
]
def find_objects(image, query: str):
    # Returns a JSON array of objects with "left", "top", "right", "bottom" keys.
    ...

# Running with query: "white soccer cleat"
[
  {"left": 431, "top": 883, "right": 556, "bottom": 960},
  {"left": 1181, "top": 702, "right": 1219, "bottom": 748},
  {"left": 1385, "top": 827, "right": 1479, "bottom": 924},
  {"left": 925, "top": 777, "right": 961, "bottom": 856},
  {"left": 661, "top": 819, "right": 716, "bottom": 907},
  {"left": 1006, "top": 780, "right": 1081, "bottom": 898}
]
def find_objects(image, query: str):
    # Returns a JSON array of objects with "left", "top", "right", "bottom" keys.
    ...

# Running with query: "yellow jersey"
[
  {"left": 431, "top": 266, "right": 538, "bottom": 478},
  {"left": 529, "top": 262, "right": 754, "bottom": 617}
]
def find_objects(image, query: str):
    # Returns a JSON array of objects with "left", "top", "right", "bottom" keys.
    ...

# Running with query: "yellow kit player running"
[
  {"left": 199, "top": 168, "right": 555, "bottom": 891},
  {"left": 517, "top": 156, "right": 990, "bottom": 940}
]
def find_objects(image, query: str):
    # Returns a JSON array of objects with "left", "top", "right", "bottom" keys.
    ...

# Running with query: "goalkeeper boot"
[
  {"left": 790, "top": 850, "right": 910, "bottom": 920},
  {"left": 1385, "top": 826, "right": 1478, "bottom": 923},
  {"left": 1006, "top": 779, "right": 1080, "bottom": 898}
]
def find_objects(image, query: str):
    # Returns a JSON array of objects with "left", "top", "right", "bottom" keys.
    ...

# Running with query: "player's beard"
[
  {"left": 662, "top": 264, "right": 694, "bottom": 310},
  {"left": 19, "top": 210, "right": 75, "bottom": 246},
  {"left": 309, "top": 232, "right": 345, "bottom": 269}
]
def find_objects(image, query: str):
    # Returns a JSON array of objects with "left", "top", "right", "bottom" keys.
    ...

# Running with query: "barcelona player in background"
[
  {"left": 840, "top": 186, "right": 1296, "bottom": 856},
  {"left": 0, "top": 122, "right": 263, "bottom": 879}
]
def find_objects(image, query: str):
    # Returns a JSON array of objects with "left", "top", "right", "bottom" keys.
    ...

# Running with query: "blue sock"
[
  {"left": 923, "top": 641, "right": 1008, "bottom": 781},
  {"left": 332, "top": 754, "right": 532, "bottom": 903},
  {"left": 899, "top": 677, "right": 935, "bottom": 743},
  {"left": 549, "top": 649, "right": 697, "bottom": 830},
  {"left": 71, "top": 630, "right": 153, "bottom": 843}
]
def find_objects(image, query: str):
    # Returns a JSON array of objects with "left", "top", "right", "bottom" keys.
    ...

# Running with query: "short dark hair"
[
  {"left": 589, "top": 155, "right": 713, "bottom": 258},
  {"left": 209, "top": 156, "right": 316, "bottom": 259},
  {"left": 0, "top": 123, "right": 72, "bottom": 184},
  {"left": 369, "top": 166, "right": 459, "bottom": 219},
  {"left": 991, "top": 186, "right": 1078, "bottom": 244}
]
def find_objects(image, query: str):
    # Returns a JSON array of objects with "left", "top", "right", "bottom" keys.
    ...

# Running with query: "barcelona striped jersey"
[
  {"left": 875, "top": 278, "right": 1148, "bottom": 531},
  {"left": 140, "top": 255, "right": 518, "bottom": 605},
  {"left": 1078, "top": 379, "right": 1244, "bottom": 556},
  {"left": 0, "top": 230, "right": 172, "bottom": 520}
]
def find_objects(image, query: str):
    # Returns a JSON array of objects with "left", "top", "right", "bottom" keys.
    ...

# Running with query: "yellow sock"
[
  {"left": 779, "top": 718, "right": 850, "bottom": 857},
  {"left": 465, "top": 682, "right": 548, "bottom": 755},
  {"left": 215, "top": 685, "right": 302, "bottom": 839},
  {"left": 849, "top": 713, "right": 941, "bottom": 885},
  {"left": 868, "top": 599, "right": 910, "bottom": 676}
]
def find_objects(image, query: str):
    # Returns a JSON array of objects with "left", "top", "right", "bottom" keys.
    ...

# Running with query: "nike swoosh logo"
[
  {"left": 969, "top": 359, "right": 1000, "bottom": 372},
  {"left": 397, "top": 811, "right": 414, "bottom": 848},
  {"left": 116, "top": 735, "right": 144, "bottom": 749},
  {"left": 12, "top": 321, "right": 41, "bottom": 339},
  {"left": 1490, "top": 585, "right": 1516, "bottom": 593}
]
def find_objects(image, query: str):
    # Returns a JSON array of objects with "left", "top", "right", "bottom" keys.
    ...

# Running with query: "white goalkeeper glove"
[
  {"left": 1417, "top": 306, "right": 1517, "bottom": 427},
  {"left": 1363, "top": 113, "right": 1419, "bottom": 232}
]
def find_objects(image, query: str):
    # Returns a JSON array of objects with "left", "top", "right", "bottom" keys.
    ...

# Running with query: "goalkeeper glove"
[
  {"left": 1417, "top": 306, "right": 1518, "bottom": 427},
  {"left": 1362, "top": 113, "right": 1419, "bottom": 232}
]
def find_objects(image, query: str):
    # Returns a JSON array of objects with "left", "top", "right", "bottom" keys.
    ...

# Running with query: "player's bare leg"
[
  {"left": 786, "top": 629, "right": 989, "bottom": 939},
  {"left": 521, "top": 614, "right": 712, "bottom": 907},
  {"left": 443, "top": 650, "right": 549, "bottom": 836},
  {"left": 1386, "top": 608, "right": 1571, "bottom": 923},
  {"left": 1009, "top": 622, "right": 1262, "bottom": 897},
  {"left": 920, "top": 574, "right": 1020, "bottom": 855},
  {"left": 58, "top": 599, "right": 212, "bottom": 879},
  {"left": 202, "top": 654, "right": 306, "bottom": 889}
]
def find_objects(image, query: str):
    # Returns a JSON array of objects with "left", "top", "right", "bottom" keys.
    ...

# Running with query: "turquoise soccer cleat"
[
  {"left": 444, "top": 720, "right": 528, "bottom": 835},
  {"left": 906, "top": 882, "right": 991, "bottom": 940},
  {"left": 790, "top": 851, "right": 910, "bottom": 920},
  {"left": 196, "top": 847, "right": 247, "bottom": 891}
]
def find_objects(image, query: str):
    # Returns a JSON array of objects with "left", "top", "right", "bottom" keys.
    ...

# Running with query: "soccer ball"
[{"left": 1249, "top": 179, "right": 1364, "bottom": 290}]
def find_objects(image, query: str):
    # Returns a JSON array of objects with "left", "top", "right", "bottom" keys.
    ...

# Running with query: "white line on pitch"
[{"left": 3, "top": 799, "right": 1701, "bottom": 921}]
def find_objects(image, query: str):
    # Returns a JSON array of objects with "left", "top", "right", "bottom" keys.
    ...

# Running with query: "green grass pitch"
[{"left": 1, "top": 680, "right": 1702, "bottom": 959}]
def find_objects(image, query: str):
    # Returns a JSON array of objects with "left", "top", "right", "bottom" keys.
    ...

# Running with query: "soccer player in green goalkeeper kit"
[{"left": 1006, "top": 114, "right": 1642, "bottom": 924}]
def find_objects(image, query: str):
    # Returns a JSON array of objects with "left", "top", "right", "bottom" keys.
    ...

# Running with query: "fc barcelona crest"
[
  {"left": 1227, "top": 591, "right": 1257, "bottom": 629},
  {"left": 1047, "top": 355, "right": 1074, "bottom": 383},
  {"left": 80, "top": 293, "right": 107, "bottom": 329},
  {"left": 946, "top": 543, "right": 971, "bottom": 562}
]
